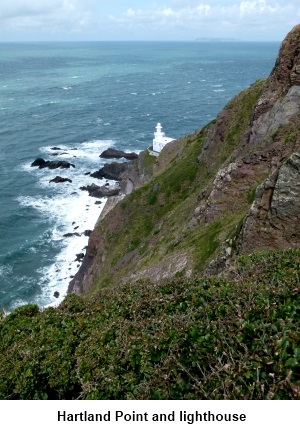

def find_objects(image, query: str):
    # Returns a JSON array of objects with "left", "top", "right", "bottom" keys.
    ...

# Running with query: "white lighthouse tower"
[{"left": 151, "top": 123, "right": 175, "bottom": 155}]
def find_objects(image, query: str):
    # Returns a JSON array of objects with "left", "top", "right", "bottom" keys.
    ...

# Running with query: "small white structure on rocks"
[{"left": 148, "top": 123, "right": 175, "bottom": 156}]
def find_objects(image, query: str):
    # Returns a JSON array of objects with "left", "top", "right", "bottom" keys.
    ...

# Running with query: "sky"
[{"left": 0, "top": 0, "right": 299, "bottom": 42}]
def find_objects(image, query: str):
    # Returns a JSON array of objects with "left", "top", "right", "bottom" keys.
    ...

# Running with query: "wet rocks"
[
  {"left": 49, "top": 176, "right": 72, "bottom": 184},
  {"left": 80, "top": 183, "right": 121, "bottom": 198},
  {"left": 31, "top": 158, "right": 47, "bottom": 167},
  {"left": 63, "top": 232, "right": 81, "bottom": 238},
  {"left": 75, "top": 253, "right": 85, "bottom": 262},
  {"left": 90, "top": 162, "right": 128, "bottom": 181},
  {"left": 31, "top": 158, "right": 75, "bottom": 169},
  {"left": 83, "top": 230, "right": 92, "bottom": 237},
  {"left": 100, "top": 148, "right": 138, "bottom": 160}
]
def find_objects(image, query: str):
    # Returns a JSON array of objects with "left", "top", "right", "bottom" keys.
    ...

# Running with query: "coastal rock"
[
  {"left": 31, "top": 158, "right": 46, "bottom": 167},
  {"left": 90, "top": 162, "right": 129, "bottom": 181},
  {"left": 63, "top": 232, "right": 81, "bottom": 237},
  {"left": 53, "top": 291, "right": 60, "bottom": 298},
  {"left": 239, "top": 152, "right": 300, "bottom": 253},
  {"left": 91, "top": 186, "right": 121, "bottom": 198},
  {"left": 31, "top": 158, "right": 75, "bottom": 169},
  {"left": 49, "top": 176, "right": 72, "bottom": 184},
  {"left": 83, "top": 230, "right": 92, "bottom": 237},
  {"left": 75, "top": 253, "right": 85, "bottom": 262},
  {"left": 100, "top": 148, "right": 138, "bottom": 160},
  {"left": 50, "top": 147, "right": 62, "bottom": 150},
  {"left": 80, "top": 183, "right": 121, "bottom": 198},
  {"left": 80, "top": 183, "right": 99, "bottom": 194}
]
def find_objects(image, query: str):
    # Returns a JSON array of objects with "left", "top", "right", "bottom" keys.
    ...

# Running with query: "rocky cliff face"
[{"left": 69, "top": 24, "right": 300, "bottom": 296}]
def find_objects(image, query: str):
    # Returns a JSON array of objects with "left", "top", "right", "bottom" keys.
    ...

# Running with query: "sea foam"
[{"left": 17, "top": 139, "right": 118, "bottom": 308}]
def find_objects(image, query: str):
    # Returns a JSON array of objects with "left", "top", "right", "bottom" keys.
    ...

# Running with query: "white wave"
[
  {"left": 17, "top": 189, "right": 108, "bottom": 307},
  {"left": 37, "top": 198, "right": 107, "bottom": 308},
  {"left": 0, "top": 264, "right": 13, "bottom": 277},
  {"left": 213, "top": 89, "right": 225, "bottom": 92},
  {"left": 16, "top": 137, "right": 128, "bottom": 308}
]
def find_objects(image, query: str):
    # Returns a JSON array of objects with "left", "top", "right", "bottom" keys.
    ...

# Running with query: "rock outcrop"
[
  {"left": 90, "top": 162, "right": 128, "bottom": 181},
  {"left": 49, "top": 176, "right": 72, "bottom": 183},
  {"left": 100, "top": 148, "right": 138, "bottom": 160},
  {"left": 80, "top": 183, "right": 121, "bottom": 198},
  {"left": 238, "top": 152, "right": 300, "bottom": 253},
  {"left": 31, "top": 158, "right": 75, "bottom": 169}
]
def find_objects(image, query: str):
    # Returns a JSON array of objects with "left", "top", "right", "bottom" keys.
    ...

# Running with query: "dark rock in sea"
[
  {"left": 80, "top": 183, "right": 99, "bottom": 194},
  {"left": 84, "top": 172, "right": 91, "bottom": 175},
  {"left": 31, "top": 158, "right": 46, "bottom": 167},
  {"left": 51, "top": 153, "right": 59, "bottom": 156},
  {"left": 71, "top": 192, "right": 79, "bottom": 195},
  {"left": 75, "top": 253, "right": 85, "bottom": 262},
  {"left": 100, "top": 147, "right": 138, "bottom": 160},
  {"left": 53, "top": 291, "right": 60, "bottom": 298},
  {"left": 49, "top": 176, "right": 72, "bottom": 184},
  {"left": 31, "top": 158, "right": 75, "bottom": 169},
  {"left": 90, "top": 161, "right": 128, "bottom": 181},
  {"left": 83, "top": 230, "right": 92, "bottom": 237},
  {"left": 63, "top": 232, "right": 81, "bottom": 237},
  {"left": 95, "top": 200, "right": 102, "bottom": 204},
  {"left": 51, "top": 147, "right": 62, "bottom": 150},
  {"left": 80, "top": 183, "right": 121, "bottom": 198},
  {"left": 70, "top": 148, "right": 78, "bottom": 151},
  {"left": 72, "top": 222, "right": 76, "bottom": 225},
  {"left": 74, "top": 226, "right": 79, "bottom": 230},
  {"left": 91, "top": 187, "right": 121, "bottom": 198},
  {"left": 45, "top": 160, "right": 75, "bottom": 169}
]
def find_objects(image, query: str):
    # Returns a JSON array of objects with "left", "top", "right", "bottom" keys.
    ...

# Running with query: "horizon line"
[{"left": 0, "top": 39, "right": 281, "bottom": 44}]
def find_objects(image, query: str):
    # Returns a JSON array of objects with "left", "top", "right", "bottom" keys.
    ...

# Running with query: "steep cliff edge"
[{"left": 69, "top": 24, "right": 300, "bottom": 295}]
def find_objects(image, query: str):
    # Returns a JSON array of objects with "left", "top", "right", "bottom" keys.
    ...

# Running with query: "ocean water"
[{"left": 0, "top": 41, "right": 279, "bottom": 311}]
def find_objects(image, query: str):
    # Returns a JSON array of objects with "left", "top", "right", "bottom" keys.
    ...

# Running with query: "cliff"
[
  {"left": 69, "top": 24, "right": 300, "bottom": 295},
  {"left": 1, "top": 25, "right": 300, "bottom": 400}
]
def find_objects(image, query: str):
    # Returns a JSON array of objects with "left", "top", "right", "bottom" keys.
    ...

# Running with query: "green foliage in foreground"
[{"left": 1, "top": 249, "right": 300, "bottom": 400}]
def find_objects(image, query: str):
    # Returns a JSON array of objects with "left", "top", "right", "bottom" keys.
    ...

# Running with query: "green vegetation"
[
  {"left": 284, "top": 133, "right": 296, "bottom": 144},
  {"left": 246, "top": 184, "right": 258, "bottom": 205},
  {"left": 1, "top": 249, "right": 300, "bottom": 399}
]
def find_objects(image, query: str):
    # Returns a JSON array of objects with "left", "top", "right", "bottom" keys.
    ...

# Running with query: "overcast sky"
[{"left": 0, "top": 0, "right": 299, "bottom": 42}]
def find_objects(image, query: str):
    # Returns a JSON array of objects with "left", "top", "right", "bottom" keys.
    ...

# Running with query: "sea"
[{"left": 0, "top": 41, "right": 280, "bottom": 312}]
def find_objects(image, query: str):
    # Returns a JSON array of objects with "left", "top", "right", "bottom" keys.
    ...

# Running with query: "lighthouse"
[{"left": 150, "top": 123, "right": 175, "bottom": 155}]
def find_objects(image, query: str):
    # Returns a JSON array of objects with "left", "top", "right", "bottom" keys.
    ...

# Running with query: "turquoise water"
[{"left": 0, "top": 41, "right": 279, "bottom": 311}]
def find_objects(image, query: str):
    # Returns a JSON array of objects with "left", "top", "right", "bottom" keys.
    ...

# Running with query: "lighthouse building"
[{"left": 149, "top": 123, "right": 175, "bottom": 156}]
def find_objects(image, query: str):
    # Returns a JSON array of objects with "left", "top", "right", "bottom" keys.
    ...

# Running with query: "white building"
[{"left": 149, "top": 123, "right": 175, "bottom": 156}]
